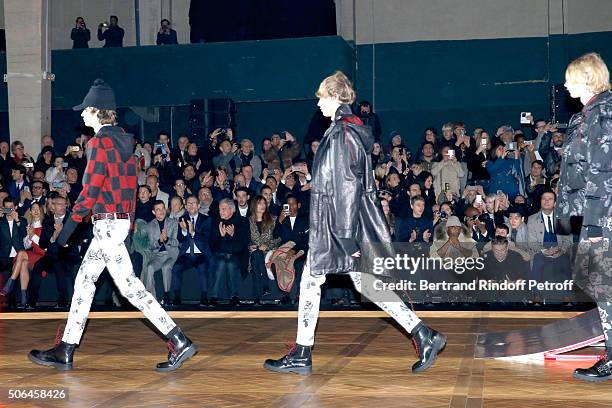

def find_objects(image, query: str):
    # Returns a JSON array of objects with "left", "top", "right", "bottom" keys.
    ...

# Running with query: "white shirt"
[
  {"left": 181, "top": 213, "right": 202, "bottom": 254},
  {"left": 7, "top": 219, "right": 17, "bottom": 257},
  {"left": 543, "top": 212, "right": 555, "bottom": 233},
  {"left": 239, "top": 206, "right": 248, "bottom": 217},
  {"left": 290, "top": 216, "right": 297, "bottom": 229}
]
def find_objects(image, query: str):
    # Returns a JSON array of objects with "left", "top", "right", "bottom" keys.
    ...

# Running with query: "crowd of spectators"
[{"left": 0, "top": 108, "right": 576, "bottom": 310}]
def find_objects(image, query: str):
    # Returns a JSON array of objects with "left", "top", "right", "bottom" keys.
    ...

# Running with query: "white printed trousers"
[
  {"left": 296, "top": 257, "right": 422, "bottom": 346},
  {"left": 62, "top": 218, "right": 176, "bottom": 345}
]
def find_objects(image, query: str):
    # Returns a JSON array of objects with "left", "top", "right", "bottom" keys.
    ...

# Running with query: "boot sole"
[
  {"left": 573, "top": 372, "right": 612, "bottom": 382},
  {"left": 412, "top": 333, "right": 447, "bottom": 374},
  {"left": 155, "top": 344, "right": 198, "bottom": 372},
  {"left": 263, "top": 362, "right": 312, "bottom": 376},
  {"left": 28, "top": 352, "right": 73, "bottom": 371}
]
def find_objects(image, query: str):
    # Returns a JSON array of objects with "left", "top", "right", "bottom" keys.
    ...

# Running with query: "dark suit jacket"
[
  {"left": 0, "top": 216, "right": 27, "bottom": 259},
  {"left": 177, "top": 212, "right": 212, "bottom": 256},
  {"left": 7, "top": 180, "right": 29, "bottom": 201},
  {"left": 210, "top": 213, "right": 250, "bottom": 255},
  {"left": 273, "top": 215, "right": 309, "bottom": 253},
  {"left": 39, "top": 213, "right": 82, "bottom": 258}
]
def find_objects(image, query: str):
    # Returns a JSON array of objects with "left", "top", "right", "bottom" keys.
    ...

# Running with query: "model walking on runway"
[
  {"left": 28, "top": 79, "right": 197, "bottom": 372},
  {"left": 263, "top": 71, "right": 446, "bottom": 375},
  {"left": 556, "top": 53, "right": 612, "bottom": 381}
]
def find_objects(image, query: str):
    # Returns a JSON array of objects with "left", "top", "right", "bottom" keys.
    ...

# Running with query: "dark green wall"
[{"left": 355, "top": 31, "right": 612, "bottom": 151}]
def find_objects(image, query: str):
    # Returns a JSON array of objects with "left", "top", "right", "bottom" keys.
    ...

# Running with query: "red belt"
[{"left": 93, "top": 212, "right": 130, "bottom": 221}]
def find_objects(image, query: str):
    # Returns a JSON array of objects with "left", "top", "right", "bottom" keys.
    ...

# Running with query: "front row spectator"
[
  {"left": 210, "top": 198, "right": 250, "bottom": 306},
  {"left": 31, "top": 195, "right": 81, "bottom": 308},
  {"left": 248, "top": 195, "right": 280, "bottom": 304},
  {"left": 171, "top": 196, "right": 212, "bottom": 307},
  {"left": 143, "top": 200, "right": 179, "bottom": 303},
  {"left": 0, "top": 197, "right": 28, "bottom": 307}
]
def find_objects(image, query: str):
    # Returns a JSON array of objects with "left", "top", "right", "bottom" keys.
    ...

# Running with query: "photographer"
[
  {"left": 64, "top": 143, "right": 86, "bottom": 178},
  {"left": 70, "top": 17, "right": 90, "bottom": 48},
  {"left": 156, "top": 19, "right": 178, "bottom": 45},
  {"left": 269, "top": 131, "right": 301, "bottom": 171},
  {"left": 97, "top": 15, "right": 124, "bottom": 48},
  {"left": 486, "top": 141, "right": 522, "bottom": 200},
  {"left": 355, "top": 101, "right": 382, "bottom": 143},
  {"left": 431, "top": 145, "right": 464, "bottom": 201},
  {"left": 539, "top": 129, "right": 565, "bottom": 176}
]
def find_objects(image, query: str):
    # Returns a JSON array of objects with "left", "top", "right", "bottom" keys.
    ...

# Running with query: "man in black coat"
[
  {"left": 264, "top": 72, "right": 446, "bottom": 376},
  {"left": 209, "top": 198, "right": 250, "bottom": 305},
  {"left": 30, "top": 195, "right": 82, "bottom": 308}
]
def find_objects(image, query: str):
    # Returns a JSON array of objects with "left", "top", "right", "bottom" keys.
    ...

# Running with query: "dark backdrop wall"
[{"left": 188, "top": 0, "right": 336, "bottom": 43}]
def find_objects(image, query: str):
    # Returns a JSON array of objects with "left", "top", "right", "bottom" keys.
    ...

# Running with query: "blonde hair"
[
  {"left": 315, "top": 71, "right": 356, "bottom": 104},
  {"left": 565, "top": 52, "right": 611, "bottom": 94}
]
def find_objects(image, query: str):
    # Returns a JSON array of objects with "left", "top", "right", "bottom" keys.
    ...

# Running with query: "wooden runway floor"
[{"left": 0, "top": 312, "right": 608, "bottom": 408}]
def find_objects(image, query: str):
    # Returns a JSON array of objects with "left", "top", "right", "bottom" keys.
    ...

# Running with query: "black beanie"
[{"left": 72, "top": 78, "right": 116, "bottom": 111}]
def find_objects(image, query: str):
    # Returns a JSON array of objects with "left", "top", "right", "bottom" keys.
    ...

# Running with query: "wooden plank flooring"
[{"left": 0, "top": 313, "right": 607, "bottom": 408}]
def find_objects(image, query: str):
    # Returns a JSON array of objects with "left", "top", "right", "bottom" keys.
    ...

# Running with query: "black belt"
[{"left": 93, "top": 212, "right": 129, "bottom": 221}]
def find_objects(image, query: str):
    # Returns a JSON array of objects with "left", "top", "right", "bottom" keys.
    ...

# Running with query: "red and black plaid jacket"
[{"left": 57, "top": 126, "right": 137, "bottom": 245}]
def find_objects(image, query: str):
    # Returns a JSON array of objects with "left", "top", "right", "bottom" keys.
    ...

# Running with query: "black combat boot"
[
  {"left": 28, "top": 341, "right": 76, "bottom": 370},
  {"left": 263, "top": 343, "right": 312, "bottom": 375},
  {"left": 155, "top": 327, "right": 198, "bottom": 372},
  {"left": 574, "top": 349, "right": 612, "bottom": 382},
  {"left": 410, "top": 322, "right": 446, "bottom": 373}
]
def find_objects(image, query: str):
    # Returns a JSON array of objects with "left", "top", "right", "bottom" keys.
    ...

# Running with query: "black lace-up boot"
[
  {"left": 155, "top": 327, "right": 198, "bottom": 372},
  {"left": 28, "top": 342, "right": 76, "bottom": 370},
  {"left": 263, "top": 343, "right": 312, "bottom": 375},
  {"left": 410, "top": 322, "right": 447, "bottom": 373}
]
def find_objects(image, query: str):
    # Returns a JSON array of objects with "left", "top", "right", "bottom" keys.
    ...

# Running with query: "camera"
[
  {"left": 2, "top": 207, "right": 12, "bottom": 214},
  {"left": 63, "top": 162, "right": 69, "bottom": 168},
  {"left": 478, "top": 213, "right": 490, "bottom": 223},
  {"left": 52, "top": 181, "right": 64, "bottom": 189},
  {"left": 24, "top": 162, "right": 34, "bottom": 169},
  {"left": 439, "top": 211, "right": 448, "bottom": 220},
  {"left": 447, "top": 149, "right": 455, "bottom": 158},
  {"left": 506, "top": 142, "right": 517, "bottom": 151},
  {"left": 520, "top": 112, "right": 531, "bottom": 124},
  {"left": 283, "top": 204, "right": 290, "bottom": 213},
  {"left": 70, "top": 146, "right": 80, "bottom": 152}
]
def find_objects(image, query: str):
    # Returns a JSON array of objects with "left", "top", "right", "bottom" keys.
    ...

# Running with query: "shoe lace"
[
  {"left": 411, "top": 336, "right": 421, "bottom": 358},
  {"left": 285, "top": 341, "right": 297, "bottom": 355},
  {"left": 54, "top": 323, "right": 65, "bottom": 347}
]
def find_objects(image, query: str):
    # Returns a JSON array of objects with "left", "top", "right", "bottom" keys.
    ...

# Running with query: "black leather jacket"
[{"left": 308, "top": 104, "right": 393, "bottom": 276}]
